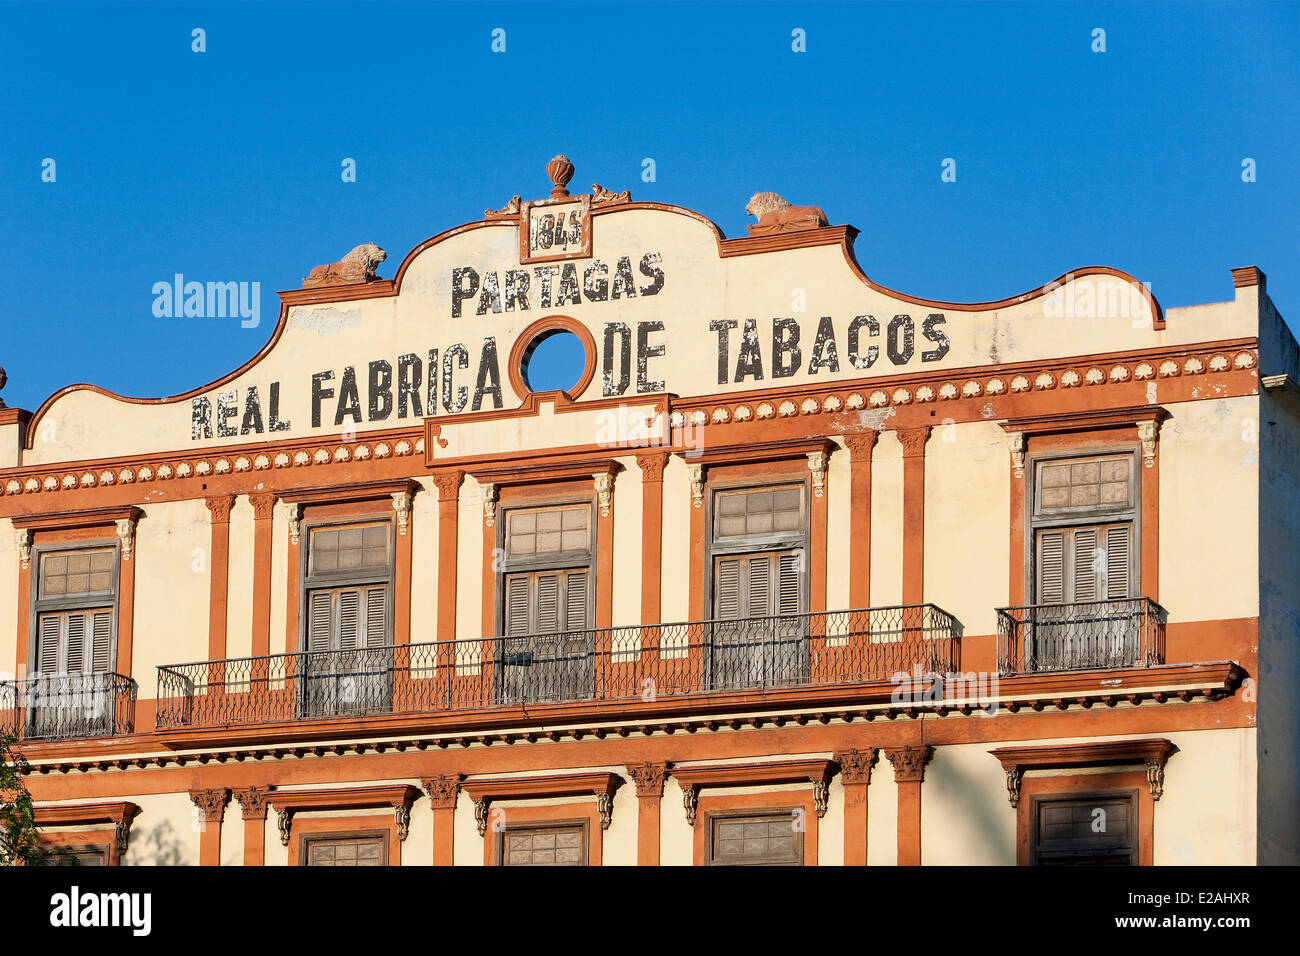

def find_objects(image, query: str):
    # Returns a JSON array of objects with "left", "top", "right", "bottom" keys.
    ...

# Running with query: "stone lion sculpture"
[
  {"left": 745, "top": 192, "right": 828, "bottom": 236},
  {"left": 303, "top": 242, "right": 387, "bottom": 287}
]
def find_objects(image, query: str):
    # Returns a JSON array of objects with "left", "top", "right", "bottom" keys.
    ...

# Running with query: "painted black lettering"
[
  {"left": 556, "top": 263, "right": 582, "bottom": 306},
  {"left": 396, "top": 354, "right": 423, "bottom": 418},
  {"left": 334, "top": 366, "right": 362, "bottom": 425},
  {"left": 504, "top": 270, "right": 531, "bottom": 311},
  {"left": 807, "top": 315, "right": 840, "bottom": 373},
  {"left": 709, "top": 319, "right": 738, "bottom": 385},
  {"left": 451, "top": 267, "right": 479, "bottom": 318},
  {"left": 442, "top": 345, "right": 469, "bottom": 414},
  {"left": 887, "top": 314, "right": 915, "bottom": 365},
  {"left": 583, "top": 261, "right": 609, "bottom": 302},
  {"left": 311, "top": 371, "right": 335, "bottom": 429},
  {"left": 268, "top": 382, "right": 290, "bottom": 432},
  {"left": 921, "top": 313, "right": 950, "bottom": 362},
  {"left": 735, "top": 318, "right": 764, "bottom": 382},
  {"left": 368, "top": 360, "right": 393, "bottom": 421},
  {"left": 847, "top": 315, "right": 879, "bottom": 369},
  {"left": 602, "top": 322, "right": 631, "bottom": 396},
  {"left": 475, "top": 270, "right": 503, "bottom": 315},
  {"left": 637, "top": 321, "right": 665, "bottom": 393},
  {"left": 192, "top": 397, "right": 212, "bottom": 440},
  {"left": 473, "top": 337, "right": 503, "bottom": 410},
  {"left": 240, "top": 386, "right": 265, "bottom": 435},
  {"left": 611, "top": 256, "right": 637, "bottom": 299},
  {"left": 638, "top": 252, "right": 665, "bottom": 296},
  {"left": 772, "top": 317, "right": 801, "bottom": 378}
]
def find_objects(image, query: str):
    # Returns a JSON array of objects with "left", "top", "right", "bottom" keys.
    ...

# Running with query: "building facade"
[{"left": 2, "top": 157, "right": 1296, "bottom": 866}]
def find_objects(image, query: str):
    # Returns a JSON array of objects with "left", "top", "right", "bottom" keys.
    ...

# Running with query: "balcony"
[
  {"left": 0, "top": 672, "right": 137, "bottom": 742},
  {"left": 996, "top": 597, "right": 1166, "bottom": 675},
  {"left": 155, "top": 604, "right": 960, "bottom": 731}
]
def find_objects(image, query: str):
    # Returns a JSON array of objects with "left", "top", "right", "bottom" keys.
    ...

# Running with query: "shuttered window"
[
  {"left": 504, "top": 569, "right": 589, "bottom": 636},
  {"left": 713, "top": 551, "right": 801, "bottom": 619},
  {"left": 1031, "top": 454, "right": 1138, "bottom": 605},
  {"left": 32, "top": 547, "right": 118, "bottom": 677},
  {"left": 303, "top": 522, "right": 393, "bottom": 651},
  {"left": 1031, "top": 792, "right": 1137, "bottom": 866},
  {"left": 1035, "top": 524, "right": 1132, "bottom": 604},
  {"left": 707, "top": 812, "right": 803, "bottom": 866}
]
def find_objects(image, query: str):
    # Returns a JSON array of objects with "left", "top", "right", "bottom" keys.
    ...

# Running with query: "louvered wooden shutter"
[
  {"left": 1072, "top": 528, "right": 1099, "bottom": 601},
  {"left": 1038, "top": 531, "right": 1066, "bottom": 604},
  {"left": 536, "top": 573, "right": 559, "bottom": 632},
  {"left": 307, "top": 590, "right": 333, "bottom": 652},
  {"left": 65, "top": 612, "right": 87, "bottom": 673},
  {"left": 364, "top": 585, "right": 387, "bottom": 646},
  {"left": 337, "top": 589, "right": 360, "bottom": 650},
  {"left": 777, "top": 552, "right": 800, "bottom": 616},
  {"left": 715, "top": 557, "right": 742, "bottom": 620},
  {"left": 747, "top": 556, "right": 772, "bottom": 618},
  {"left": 90, "top": 609, "right": 113, "bottom": 672},
  {"left": 37, "top": 614, "right": 61, "bottom": 674},
  {"left": 1105, "top": 526, "right": 1131, "bottom": 599},
  {"left": 505, "top": 575, "right": 531, "bottom": 635},
  {"left": 564, "top": 571, "right": 588, "bottom": 631}
]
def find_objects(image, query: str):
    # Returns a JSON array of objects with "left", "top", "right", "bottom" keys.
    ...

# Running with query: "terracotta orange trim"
[
  {"left": 462, "top": 771, "right": 622, "bottom": 804},
  {"left": 1143, "top": 451, "right": 1159, "bottom": 602},
  {"left": 480, "top": 510, "right": 495, "bottom": 644},
  {"left": 432, "top": 471, "right": 462, "bottom": 643},
  {"left": 283, "top": 521, "right": 300, "bottom": 657},
  {"left": 268, "top": 783, "right": 419, "bottom": 814},
  {"left": 1009, "top": 455, "right": 1027, "bottom": 607},
  {"left": 1230, "top": 266, "right": 1265, "bottom": 290},
  {"left": 1000, "top": 405, "right": 1169, "bottom": 436},
  {"left": 898, "top": 427, "right": 930, "bottom": 606},
  {"left": 688, "top": 480, "right": 705, "bottom": 621},
  {"left": 990, "top": 738, "right": 1177, "bottom": 776},
  {"left": 810, "top": 461, "right": 828, "bottom": 614},
  {"left": 422, "top": 775, "right": 461, "bottom": 866},
  {"left": 683, "top": 437, "right": 833, "bottom": 467},
  {"left": 1017, "top": 770, "right": 1153, "bottom": 866},
  {"left": 13, "top": 551, "right": 30, "bottom": 676},
  {"left": 288, "top": 815, "right": 400, "bottom": 866},
  {"left": 233, "top": 786, "right": 270, "bottom": 866},
  {"left": 190, "top": 788, "right": 229, "bottom": 867},
  {"left": 115, "top": 545, "right": 136, "bottom": 679},
  {"left": 835, "top": 748, "right": 877, "bottom": 866},
  {"left": 0, "top": 407, "right": 31, "bottom": 428},
  {"left": 38, "top": 828, "right": 123, "bottom": 866},
  {"left": 483, "top": 803, "right": 602, "bottom": 866},
  {"left": 470, "top": 458, "right": 620, "bottom": 488},
  {"left": 205, "top": 497, "right": 234, "bottom": 663},
  {"left": 693, "top": 790, "right": 818, "bottom": 866},
  {"left": 34, "top": 800, "right": 140, "bottom": 829},
  {"left": 506, "top": 315, "right": 598, "bottom": 401},
  {"left": 670, "top": 758, "right": 836, "bottom": 791},
  {"left": 844, "top": 433, "right": 878, "bottom": 607},
  {"left": 627, "top": 762, "right": 667, "bottom": 866},
  {"left": 281, "top": 478, "right": 419, "bottom": 508},
  {"left": 249, "top": 495, "right": 275, "bottom": 659},
  {"left": 635, "top": 454, "right": 667, "bottom": 627},
  {"left": 596, "top": 488, "right": 614, "bottom": 629},
  {"left": 884, "top": 746, "right": 932, "bottom": 866},
  {"left": 10, "top": 505, "right": 143, "bottom": 532}
]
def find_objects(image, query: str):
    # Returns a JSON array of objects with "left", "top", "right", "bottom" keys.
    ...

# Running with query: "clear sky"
[{"left": 1, "top": 1, "right": 1297, "bottom": 410}]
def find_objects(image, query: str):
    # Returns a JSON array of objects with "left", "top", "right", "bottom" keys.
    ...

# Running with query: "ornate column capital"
[
  {"left": 834, "top": 748, "right": 878, "bottom": 786},
  {"left": 285, "top": 502, "right": 303, "bottom": 546},
  {"left": 1006, "top": 431, "right": 1026, "bottom": 479},
  {"left": 480, "top": 482, "right": 498, "bottom": 527},
  {"left": 205, "top": 494, "right": 235, "bottom": 525},
  {"left": 593, "top": 472, "right": 614, "bottom": 517},
  {"left": 249, "top": 493, "right": 277, "bottom": 521},
  {"left": 190, "top": 788, "right": 231, "bottom": 824},
  {"left": 392, "top": 490, "right": 413, "bottom": 536},
  {"left": 115, "top": 515, "right": 139, "bottom": 562},
  {"left": 686, "top": 462, "right": 705, "bottom": 509},
  {"left": 884, "top": 745, "right": 934, "bottom": 783},
  {"left": 431, "top": 469, "right": 463, "bottom": 502},
  {"left": 897, "top": 426, "right": 932, "bottom": 460},
  {"left": 422, "top": 774, "right": 463, "bottom": 811},
  {"left": 842, "top": 430, "right": 879, "bottom": 462},
  {"left": 807, "top": 450, "right": 829, "bottom": 498},
  {"left": 636, "top": 451, "right": 668, "bottom": 483},
  {"left": 233, "top": 786, "right": 271, "bottom": 821},
  {"left": 626, "top": 762, "right": 668, "bottom": 799},
  {"left": 1137, "top": 419, "right": 1160, "bottom": 468}
]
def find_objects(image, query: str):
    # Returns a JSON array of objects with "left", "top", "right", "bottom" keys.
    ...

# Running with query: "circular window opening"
[{"left": 520, "top": 329, "right": 588, "bottom": 394}]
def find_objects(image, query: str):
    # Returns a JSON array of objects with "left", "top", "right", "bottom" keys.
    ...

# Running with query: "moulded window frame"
[
  {"left": 494, "top": 495, "right": 598, "bottom": 638},
  {"left": 27, "top": 538, "right": 121, "bottom": 677},
  {"left": 704, "top": 807, "right": 805, "bottom": 867},
  {"left": 494, "top": 818, "right": 591, "bottom": 867},
  {"left": 299, "top": 828, "right": 391, "bottom": 867},
  {"left": 703, "top": 475, "right": 811, "bottom": 620},
  {"left": 1023, "top": 444, "right": 1142, "bottom": 605},
  {"left": 1028, "top": 788, "right": 1139, "bottom": 866},
  {"left": 297, "top": 513, "right": 396, "bottom": 653}
]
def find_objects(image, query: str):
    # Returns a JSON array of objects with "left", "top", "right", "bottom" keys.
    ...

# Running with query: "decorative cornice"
[
  {"left": 268, "top": 784, "right": 420, "bottom": 845},
  {"left": 469, "top": 458, "right": 620, "bottom": 489},
  {"left": 884, "top": 745, "right": 933, "bottom": 783},
  {"left": 422, "top": 774, "right": 463, "bottom": 810},
  {"left": 189, "top": 788, "right": 230, "bottom": 823},
  {"left": 833, "top": 748, "right": 878, "bottom": 786},
  {"left": 233, "top": 786, "right": 271, "bottom": 821},
  {"left": 670, "top": 758, "right": 838, "bottom": 824},
  {"left": 989, "top": 738, "right": 1178, "bottom": 807},
  {"left": 10, "top": 505, "right": 145, "bottom": 533},
  {"left": 626, "top": 762, "right": 669, "bottom": 798},
  {"left": 462, "top": 772, "right": 623, "bottom": 835},
  {"left": 33, "top": 801, "right": 140, "bottom": 853}
]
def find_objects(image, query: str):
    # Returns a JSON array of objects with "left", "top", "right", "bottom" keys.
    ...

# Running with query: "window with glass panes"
[
  {"left": 709, "top": 485, "right": 806, "bottom": 621},
  {"left": 498, "top": 822, "right": 587, "bottom": 866},
  {"left": 302, "top": 522, "right": 392, "bottom": 653},
  {"left": 499, "top": 504, "right": 593, "bottom": 637},
  {"left": 1030, "top": 453, "right": 1137, "bottom": 604},
  {"left": 32, "top": 547, "right": 118, "bottom": 677},
  {"left": 706, "top": 811, "right": 803, "bottom": 866}
]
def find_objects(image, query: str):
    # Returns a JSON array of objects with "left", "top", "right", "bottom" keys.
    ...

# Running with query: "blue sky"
[{"left": 1, "top": 1, "right": 1297, "bottom": 409}]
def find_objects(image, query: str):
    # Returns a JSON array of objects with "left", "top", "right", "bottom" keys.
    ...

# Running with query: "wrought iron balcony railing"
[
  {"left": 155, "top": 604, "right": 960, "bottom": 731},
  {"left": 995, "top": 597, "right": 1166, "bottom": 675},
  {"left": 0, "top": 672, "right": 137, "bottom": 742}
]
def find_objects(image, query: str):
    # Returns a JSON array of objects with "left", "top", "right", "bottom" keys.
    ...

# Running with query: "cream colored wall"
[
  {"left": 819, "top": 777, "right": 845, "bottom": 866},
  {"left": 402, "top": 794, "right": 434, "bottom": 866},
  {"left": 122, "top": 791, "right": 200, "bottom": 866},
  {"left": 923, "top": 420, "right": 1010, "bottom": 634},
  {"left": 661, "top": 777, "right": 692, "bottom": 866},
  {"left": 269, "top": 501, "right": 290, "bottom": 655},
  {"left": 660, "top": 456, "right": 692, "bottom": 623},
  {"left": 918, "top": 728, "right": 1257, "bottom": 866},
  {"left": 825, "top": 446, "right": 851, "bottom": 611},
  {"left": 409, "top": 477, "right": 439, "bottom": 647},
  {"left": 224, "top": 498, "right": 254, "bottom": 661},
  {"left": 0, "top": 519, "right": 17, "bottom": 677},
  {"left": 867, "top": 759, "right": 898, "bottom": 865},
  {"left": 132, "top": 498, "right": 211, "bottom": 698},
  {"left": 1158, "top": 396, "right": 1259, "bottom": 623},
  {"left": 610, "top": 457, "right": 642, "bottom": 628},
  {"left": 453, "top": 793, "right": 482, "bottom": 866},
  {"left": 220, "top": 803, "right": 245, "bottom": 867},
  {"left": 455, "top": 475, "right": 485, "bottom": 642},
  {"left": 869, "top": 434, "right": 904, "bottom": 607}
]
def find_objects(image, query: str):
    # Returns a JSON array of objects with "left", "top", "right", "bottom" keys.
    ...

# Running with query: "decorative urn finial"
[{"left": 546, "top": 154, "right": 575, "bottom": 198}]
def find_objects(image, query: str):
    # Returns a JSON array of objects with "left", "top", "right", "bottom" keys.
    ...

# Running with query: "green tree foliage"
[{"left": 0, "top": 733, "right": 49, "bottom": 866}]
